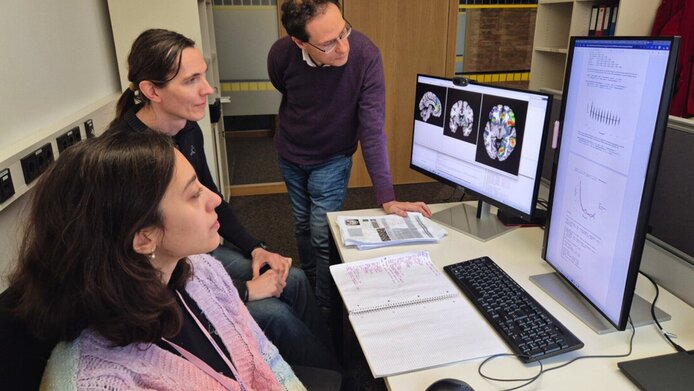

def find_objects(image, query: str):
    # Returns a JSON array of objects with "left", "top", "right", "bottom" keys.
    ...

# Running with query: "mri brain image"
[
  {"left": 449, "top": 100, "right": 474, "bottom": 136},
  {"left": 418, "top": 92, "right": 442, "bottom": 122},
  {"left": 483, "top": 104, "right": 517, "bottom": 161}
]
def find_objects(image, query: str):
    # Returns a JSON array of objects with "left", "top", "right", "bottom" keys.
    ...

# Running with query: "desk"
[{"left": 327, "top": 202, "right": 694, "bottom": 390}]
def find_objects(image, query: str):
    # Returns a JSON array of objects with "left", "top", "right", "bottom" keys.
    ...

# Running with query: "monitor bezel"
[
  {"left": 409, "top": 73, "right": 553, "bottom": 222},
  {"left": 541, "top": 36, "right": 681, "bottom": 331}
]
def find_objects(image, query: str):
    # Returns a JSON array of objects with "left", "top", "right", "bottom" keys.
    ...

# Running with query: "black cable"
[
  {"left": 450, "top": 189, "right": 466, "bottom": 203},
  {"left": 477, "top": 353, "right": 543, "bottom": 390},
  {"left": 638, "top": 270, "right": 686, "bottom": 352},
  {"left": 478, "top": 318, "right": 636, "bottom": 390},
  {"left": 456, "top": 187, "right": 466, "bottom": 202},
  {"left": 534, "top": 199, "right": 548, "bottom": 231},
  {"left": 476, "top": 270, "right": 688, "bottom": 389}
]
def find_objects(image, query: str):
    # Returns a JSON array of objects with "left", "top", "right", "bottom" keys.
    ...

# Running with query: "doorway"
[{"left": 212, "top": 0, "right": 284, "bottom": 196}]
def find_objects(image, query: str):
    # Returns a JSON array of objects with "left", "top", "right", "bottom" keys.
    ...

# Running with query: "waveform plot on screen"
[{"left": 587, "top": 101, "right": 621, "bottom": 126}]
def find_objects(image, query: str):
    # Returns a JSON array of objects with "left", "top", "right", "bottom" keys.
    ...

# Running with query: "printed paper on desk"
[{"left": 336, "top": 212, "right": 447, "bottom": 250}]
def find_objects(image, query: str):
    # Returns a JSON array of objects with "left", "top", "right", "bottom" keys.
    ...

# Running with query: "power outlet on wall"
[
  {"left": 56, "top": 126, "right": 82, "bottom": 153},
  {"left": 20, "top": 143, "right": 54, "bottom": 185},
  {"left": 0, "top": 94, "right": 116, "bottom": 213},
  {"left": 0, "top": 168, "right": 14, "bottom": 204},
  {"left": 84, "top": 119, "right": 95, "bottom": 138}
]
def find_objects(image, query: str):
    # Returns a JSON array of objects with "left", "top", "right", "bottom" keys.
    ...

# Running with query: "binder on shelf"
[
  {"left": 595, "top": 5, "right": 606, "bottom": 37},
  {"left": 607, "top": 6, "right": 618, "bottom": 36},
  {"left": 589, "top": 6, "right": 598, "bottom": 36},
  {"left": 602, "top": 6, "right": 612, "bottom": 36},
  {"left": 595, "top": 5, "right": 605, "bottom": 37}
]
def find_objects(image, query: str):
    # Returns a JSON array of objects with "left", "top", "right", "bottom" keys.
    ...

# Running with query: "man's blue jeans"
[
  {"left": 278, "top": 155, "right": 352, "bottom": 308},
  {"left": 211, "top": 245, "right": 338, "bottom": 370}
]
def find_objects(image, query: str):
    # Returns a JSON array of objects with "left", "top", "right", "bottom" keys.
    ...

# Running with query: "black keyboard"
[{"left": 444, "top": 256, "right": 583, "bottom": 362}]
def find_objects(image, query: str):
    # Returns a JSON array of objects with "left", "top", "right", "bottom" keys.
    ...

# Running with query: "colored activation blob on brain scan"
[
  {"left": 419, "top": 92, "right": 442, "bottom": 122},
  {"left": 449, "top": 100, "right": 474, "bottom": 136},
  {"left": 483, "top": 104, "right": 517, "bottom": 161}
]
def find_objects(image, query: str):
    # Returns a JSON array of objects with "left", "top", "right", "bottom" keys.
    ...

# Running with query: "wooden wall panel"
[{"left": 344, "top": 0, "right": 458, "bottom": 188}]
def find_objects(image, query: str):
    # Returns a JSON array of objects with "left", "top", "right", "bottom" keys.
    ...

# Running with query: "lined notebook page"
[
  {"left": 330, "top": 251, "right": 456, "bottom": 313},
  {"left": 330, "top": 251, "right": 506, "bottom": 377}
]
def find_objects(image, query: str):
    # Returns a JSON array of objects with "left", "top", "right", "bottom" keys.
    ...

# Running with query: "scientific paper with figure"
[
  {"left": 544, "top": 40, "right": 675, "bottom": 318},
  {"left": 336, "top": 213, "right": 447, "bottom": 250},
  {"left": 330, "top": 250, "right": 505, "bottom": 377}
]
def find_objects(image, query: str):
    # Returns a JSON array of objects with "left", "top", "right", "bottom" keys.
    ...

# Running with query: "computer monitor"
[
  {"left": 410, "top": 74, "right": 552, "bottom": 241},
  {"left": 541, "top": 37, "right": 680, "bottom": 332}
]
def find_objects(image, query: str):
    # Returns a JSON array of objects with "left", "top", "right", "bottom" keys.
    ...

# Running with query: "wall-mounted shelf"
[
  {"left": 534, "top": 46, "right": 569, "bottom": 54},
  {"left": 529, "top": 0, "right": 660, "bottom": 92}
]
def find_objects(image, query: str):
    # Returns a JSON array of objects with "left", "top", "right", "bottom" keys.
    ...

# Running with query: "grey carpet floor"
[{"left": 226, "top": 135, "right": 282, "bottom": 185}]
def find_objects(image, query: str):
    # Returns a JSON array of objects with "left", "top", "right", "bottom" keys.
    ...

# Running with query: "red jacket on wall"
[{"left": 651, "top": 0, "right": 694, "bottom": 118}]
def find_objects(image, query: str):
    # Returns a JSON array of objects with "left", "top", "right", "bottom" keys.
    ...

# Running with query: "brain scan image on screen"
[
  {"left": 483, "top": 104, "right": 517, "bottom": 161},
  {"left": 474, "top": 95, "right": 527, "bottom": 176},
  {"left": 419, "top": 92, "right": 442, "bottom": 122},
  {"left": 449, "top": 100, "right": 474, "bottom": 136},
  {"left": 444, "top": 88, "right": 482, "bottom": 144}
]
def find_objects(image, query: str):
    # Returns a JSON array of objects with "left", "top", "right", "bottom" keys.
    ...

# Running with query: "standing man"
[{"left": 268, "top": 0, "right": 432, "bottom": 309}]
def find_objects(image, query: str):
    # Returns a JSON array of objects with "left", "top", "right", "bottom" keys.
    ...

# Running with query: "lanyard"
[{"left": 163, "top": 290, "right": 247, "bottom": 391}]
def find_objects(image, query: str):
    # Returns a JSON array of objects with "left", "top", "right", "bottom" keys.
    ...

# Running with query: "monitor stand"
[
  {"left": 431, "top": 200, "right": 516, "bottom": 242},
  {"left": 530, "top": 272, "right": 671, "bottom": 334}
]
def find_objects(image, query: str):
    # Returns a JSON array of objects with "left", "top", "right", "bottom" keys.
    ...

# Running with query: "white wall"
[
  {"left": 0, "top": 1, "right": 119, "bottom": 290},
  {"left": 0, "top": 1, "right": 119, "bottom": 148},
  {"left": 214, "top": 7, "right": 277, "bottom": 81},
  {"left": 213, "top": 5, "right": 282, "bottom": 116}
]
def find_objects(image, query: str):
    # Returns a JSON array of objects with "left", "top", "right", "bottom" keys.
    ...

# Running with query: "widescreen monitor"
[
  {"left": 410, "top": 75, "right": 551, "bottom": 241},
  {"left": 542, "top": 37, "right": 680, "bottom": 332}
]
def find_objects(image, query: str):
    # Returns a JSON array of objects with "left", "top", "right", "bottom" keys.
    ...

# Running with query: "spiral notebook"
[{"left": 330, "top": 251, "right": 505, "bottom": 377}]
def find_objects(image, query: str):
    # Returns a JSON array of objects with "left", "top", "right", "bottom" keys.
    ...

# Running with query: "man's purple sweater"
[{"left": 268, "top": 30, "right": 396, "bottom": 205}]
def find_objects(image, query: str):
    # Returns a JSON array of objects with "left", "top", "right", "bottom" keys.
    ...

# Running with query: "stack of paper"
[{"left": 336, "top": 212, "right": 447, "bottom": 250}]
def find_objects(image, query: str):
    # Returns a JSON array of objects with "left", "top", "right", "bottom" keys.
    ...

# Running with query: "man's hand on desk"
[{"left": 382, "top": 200, "right": 432, "bottom": 218}]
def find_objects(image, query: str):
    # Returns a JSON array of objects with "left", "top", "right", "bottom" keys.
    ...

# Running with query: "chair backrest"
[{"left": 0, "top": 289, "right": 56, "bottom": 390}]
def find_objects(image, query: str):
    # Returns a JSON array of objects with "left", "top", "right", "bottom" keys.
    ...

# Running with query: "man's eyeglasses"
[{"left": 305, "top": 20, "right": 352, "bottom": 53}]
